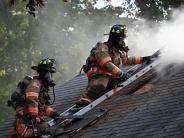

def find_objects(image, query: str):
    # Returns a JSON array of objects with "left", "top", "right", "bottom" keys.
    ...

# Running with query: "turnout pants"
[{"left": 77, "top": 76, "right": 121, "bottom": 106}]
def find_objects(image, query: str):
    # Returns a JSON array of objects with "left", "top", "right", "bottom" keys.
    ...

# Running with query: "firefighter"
[
  {"left": 9, "top": 58, "right": 60, "bottom": 138},
  {"left": 75, "top": 24, "right": 152, "bottom": 108}
]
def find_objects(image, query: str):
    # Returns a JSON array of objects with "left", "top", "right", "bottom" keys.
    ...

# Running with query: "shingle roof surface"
[
  {"left": 0, "top": 65, "right": 184, "bottom": 138},
  {"left": 75, "top": 65, "right": 184, "bottom": 138}
]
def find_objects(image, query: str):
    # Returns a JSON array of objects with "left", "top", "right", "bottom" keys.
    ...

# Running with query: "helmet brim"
[
  {"left": 31, "top": 66, "right": 56, "bottom": 73},
  {"left": 104, "top": 33, "right": 127, "bottom": 37},
  {"left": 31, "top": 66, "right": 38, "bottom": 71}
]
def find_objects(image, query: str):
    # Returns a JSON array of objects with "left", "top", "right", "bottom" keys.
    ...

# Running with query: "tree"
[
  {"left": 0, "top": 0, "right": 42, "bottom": 121},
  {"left": 136, "top": 0, "right": 184, "bottom": 21}
]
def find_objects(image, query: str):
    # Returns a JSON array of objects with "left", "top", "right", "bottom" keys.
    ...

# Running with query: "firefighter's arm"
[
  {"left": 43, "top": 105, "right": 55, "bottom": 117},
  {"left": 25, "top": 79, "right": 40, "bottom": 116},
  {"left": 94, "top": 43, "right": 121, "bottom": 76},
  {"left": 121, "top": 56, "right": 143, "bottom": 65},
  {"left": 44, "top": 105, "right": 59, "bottom": 120}
]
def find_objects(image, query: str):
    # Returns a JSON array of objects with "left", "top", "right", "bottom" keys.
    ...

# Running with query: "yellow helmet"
[{"left": 31, "top": 58, "right": 56, "bottom": 73}]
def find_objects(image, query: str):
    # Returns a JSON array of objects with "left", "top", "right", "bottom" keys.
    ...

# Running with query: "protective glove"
[
  {"left": 142, "top": 56, "right": 152, "bottom": 64},
  {"left": 120, "top": 72, "right": 129, "bottom": 82},
  {"left": 50, "top": 111, "right": 60, "bottom": 121}
]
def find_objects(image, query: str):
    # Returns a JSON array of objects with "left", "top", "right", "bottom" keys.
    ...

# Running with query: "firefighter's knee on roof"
[
  {"left": 87, "top": 84, "right": 106, "bottom": 101},
  {"left": 77, "top": 84, "right": 105, "bottom": 108}
]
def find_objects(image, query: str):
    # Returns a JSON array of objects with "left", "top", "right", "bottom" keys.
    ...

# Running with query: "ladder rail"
[
  {"left": 48, "top": 105, "right": 76, "bottom": 126},
  {"left": 48, "top": 63, "right": 141, "bottom": 126},
  {"left": 48, "top": 58, "right": 160, "bottom": 127},
  {"left": 74, "top": 60, "right": 159, "bottom": 116}
]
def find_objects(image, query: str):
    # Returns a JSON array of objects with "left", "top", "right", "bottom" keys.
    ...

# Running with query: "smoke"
[
  {"left": 129, "top": 7, "right": 184, "bottom": 66},
  {"left": 33, "top": 1, "right": 117, "bottom": 82},
  {"left": 34, "top": 1, "right": 184, "bottom": 83}
]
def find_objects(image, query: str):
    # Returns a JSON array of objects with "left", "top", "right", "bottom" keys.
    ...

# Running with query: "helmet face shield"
[
  {"left": 116, "top": 38, "right": 128, "bottom": 51},
  {"left": 109, "top": 35, "right": 129, "bottom": 52},
  {"left": 44, "top": 72, "right": 55, "bottom": 87}
]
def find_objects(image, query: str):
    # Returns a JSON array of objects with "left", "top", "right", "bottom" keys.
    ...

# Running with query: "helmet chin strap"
[
  {"left": 49, "top": 86, "right": 55, "bottom": 105},
  {"left": 108, "top": 37, "right": 129, "bottom": 59},
  {"left": 38, "top": 71, "right": 56, "bottom": 105},
  {"left": 42, "top": 72, "right": 55, "bottom": 87},
  {"left": 45, "top": 72, "right": 56, "bottom": 105}
]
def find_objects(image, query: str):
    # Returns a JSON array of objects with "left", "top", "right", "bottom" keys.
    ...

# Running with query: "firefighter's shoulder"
[
  {"left": 93, "top": 42, "right": 109, "bottom": 52},
  {"left": 28, "top": 77, "right": 41, "bottom": 89}
]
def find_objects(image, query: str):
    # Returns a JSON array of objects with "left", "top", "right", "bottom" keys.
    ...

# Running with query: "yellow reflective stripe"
[
  {"left": 116, "top": 30, "right": 120, "bottom": 33},
  {"left": 45, "top": 106, "right": 54, "bottom": 117},
  {"left": 135, "top": 57, "right": 141, "bottom": 64},
  {"left": 80, "top": 97, "right": 92, "bottom": 103},
  {"left": 99, "top": 57, "right": 112, "bottom": 67},
  {"left": 124, "top": 26, "right": 127, "bottom": 34},
  {"left": 111, "top": 66, "right": 121, "bottom": 76},
  {"left": 111, "top": 29, "right": 115, "bottom": 33},
  {"left": 26, "top": 92, "right": 39, "bottom": 98},
  {"left": 112, "top": 88, "right": 118, "bottom": 94},
  {"left": 27, "top": 106, "right": 38, "bottom": 115},
  {"left": 43, "top": 61, "right": 47, "bottom": 64}
]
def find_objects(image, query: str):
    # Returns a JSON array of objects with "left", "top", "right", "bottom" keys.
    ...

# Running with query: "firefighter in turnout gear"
[
  {"left": 76, "top": 24, "right": 151, "bottom": 108},
  {"left": 9, "top": 58, "right": 60, "bottom": 138}
]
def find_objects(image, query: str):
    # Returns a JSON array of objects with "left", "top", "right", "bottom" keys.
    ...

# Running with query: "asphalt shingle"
[
  {"left": 0, "top": 64, "right": 184, "bottom": 138},
  {"left": 75, "top": 65, "right": 184, "bottom": 138}
]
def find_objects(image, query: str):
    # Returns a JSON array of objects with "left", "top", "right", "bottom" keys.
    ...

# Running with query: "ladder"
[{"left": 47, "top": 50, "right": 161, "bottom": 127}]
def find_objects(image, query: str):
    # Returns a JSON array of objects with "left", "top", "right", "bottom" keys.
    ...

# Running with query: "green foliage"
[
  {"left": 136, "top": 0, "right": 184, "bottom": 21},
  {"left": 0, "top": 0, "right": 42, "bottom": 122}
]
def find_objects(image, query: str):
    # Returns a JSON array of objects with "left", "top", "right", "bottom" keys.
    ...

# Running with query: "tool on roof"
[{"left": 41, "top": 109, "right": 108, "bottom": 138}]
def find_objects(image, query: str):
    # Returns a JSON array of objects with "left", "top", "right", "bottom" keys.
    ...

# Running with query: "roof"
[
  {"left": 75, "top": 65, "right": 184, "bottom": 138},
  {"left": 0, "top": 64, "right": 184, "bottom": 138}
]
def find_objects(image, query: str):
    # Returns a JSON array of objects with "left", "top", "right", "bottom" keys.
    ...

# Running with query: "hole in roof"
[{"left": 133, "top": 84, "right": 154, "bottom": 95}]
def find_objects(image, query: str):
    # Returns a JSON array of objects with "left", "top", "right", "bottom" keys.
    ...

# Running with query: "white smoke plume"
[
  {"left": 129, "top": 6, "right": 184, "bottom": 66},
  {"left": 34, "top": 1, "right": 184, "bottom": 82}
]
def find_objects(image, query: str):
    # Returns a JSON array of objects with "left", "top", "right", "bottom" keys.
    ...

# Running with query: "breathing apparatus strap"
[
  {"left": 79, "top": 65, "right": 84, "bottom": 75},
  {"left": 49, "top": 86, "right": 55, "bottom": 105}
]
